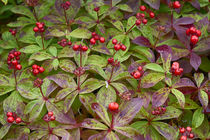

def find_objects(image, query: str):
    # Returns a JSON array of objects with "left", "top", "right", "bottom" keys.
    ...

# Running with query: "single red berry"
[
  {"left": 36, "top": 22, "right": 41, "bottom": 26},
  {"left": 90, "top": 38, "right": 96, "bottom": 45},
  {"left": 189, "top": 27, "right": 196, "bottom": 34},
  {"left": 94, "top": 7, "right": 100, "bottom": 12},
  {"left": 149, "top": 12, "right": 155, "bottom": 18},
  {"left": 7, "top": 61, "right": 11, "bottom": 64},
  {"left": 33, "top": 27, "right": 39, "bottom": 32},
  {"left": 140, "top": 13, "right": 145, "bottom": 18},
  {"left": 180, "top": 135, "right": 187, "bottom": 140},
  {"left": 73, "top": 44, "right": 80, "bottom": 51},
  {"left": 7, "top": 117, "right": 14, "bottom": 123},
  {"left": 7, "top": 57, "right": 11, "bottom": 61},
  {"left": 48, "top": 112, "right": 54, "bottom": 117},
  {"left": 15, "top": 117, "right": 22, "bottom": 124},
  {"left": 40, "top": 28, "right": 45, "bottom": 32},
  {"left": 108, "top": 58, "right": 114, "bottom": 64},
  {"left": 121, "top": 45, "right": 127, "bottom": 51},
  {"left": 99, "top": 37, "right": 105, "bottom": 43},
  {"left": 133, "top": 71, "right": 141, "bottom": 79},
  {"left": 94, "top": 35, "right": 100, "bottom": 40},
  {"left": 9, "top": 54, "right": 15, "bottom": 59},
  {"left": 179, "top": 127, "right": 185, "bottom": 133},
  {"left": 50, "top": 115, "right": 56, "bottom": 121},
  {"left": 152, "top": 111, "right": 156, "bottom": 115},
  {"left": 136, "top": 13, "right": 141, "bottom": 19},
  {"left": 114, "top": 44, "right": 121, "bottom": 51},
  {"left": 17, "top": 51, "right": 21, "bottom": 55},
  {"left": 196, "top": 29, "right": 201, "bottom": 37},
  {"left": 32, "top": 64, "right": 38, "bottom": 69},
  {"left": 186, "top": 28, "right": 190, "bottom": 35},
  {"left": 33, "top": 69, "right": 39, "bottom": 75},
  {"left": 9, "top": 29, "right": 13, "bottom": 32},
  {"left": 16, "top": 64, "right": 22, "bottom": 70},
  {"left": 138, "top": 66, "right": 143, "bottom": 71},
  {"left": 174, "top": 68, "right": 182, "bottom": 76},
  {"left": 81, "top": 46, "right": 88, "bottom": 51},
  {"left": 190, "top": 35, "right": 199, "bottom": 45},
  {"left": 16, "top": 56, "right": 20, "bottom": 60},
  {"left": 162, "top": 107, "right": 166, "bottom": 112},
  {"left": 186, "top": 126, "right": 192, "bottom": 132},
  {"left": 142, "top": 19, "right": 147, "bottom": 24},
  {"left": 92, "top": 32, "right": 97, "bottom": 36},
  {"left": 108, "top": 102, "right": 119, "bottom": 111},
  {"left": 12, "top": 60, "right": 18, "bottom": 65},
  {"left": 7, "top": 112, "right": 13, "bottom": 117},
  {"left": 68, "top": 41, "right": 72, "bottom": 45},
  {"left": 65, "top": 1, "right": 71, "bottom": 6},
  {"left": 140, "top": 5, "right": 146, "bottom": 11},
  {"left": 172, "top": 62, "right": 179, "bottom": 70},
  {"left": 173, "top": 1, "right": 181, "bottom": 9},
  {"left": 189, "top": 133, "right": 194, "bottom": 138},
  {"left": 14, "top": 52, "right": 18, "bottom": 56},
  {"left": 112, "top": 39, "right": 118, "bottom": 45},
  {"left": 11, "top": 31, "right": 16, "bottom": 36},
  {"left": 135, "top": 20, "right": 141, "bottom": 26},
  {"left": 39, "top": 67, "right": 45, "bottom": 73},
  {"left": 37, "top": 23, "right": 43, "bottom": 29}
]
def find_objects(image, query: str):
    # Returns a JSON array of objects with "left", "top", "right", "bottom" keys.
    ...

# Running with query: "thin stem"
[
  {"left": 40, "top": 32, "right": 45, "bottom": 50},
  {"left": 108, "top": 114, "right": 114, "bottom": 132},
  {"left": 63, "top": 9, "right": 71, "bottom": 31},
  {"left": 108, "top": 66, "right": 115, "bottom": 83},
  {"left": 14, "top": 70, "right": 17, "bottom": 88},
  {"left": 15, "top": 37, "right": 19, "bottom": 49},
  {"left": 125, "top": 23, "right": 136, "bottom": 35},
  {"left": 105, "top": 51, "right": 117, "bottom": 68},
  {"left": 137, "top": 79, "right": 141, "bottom": 92},
  {"left": 39, "top": 86, "right": 47, "bottom": 101},
  {"left": 33, "top": 7, "right": 39, "bottom": 22},
  {"left": 80, "top": 51, "right": 82, "bottom": 67},
  {"left": 153, "top": 30, "right": 161, "bottom": 49}
]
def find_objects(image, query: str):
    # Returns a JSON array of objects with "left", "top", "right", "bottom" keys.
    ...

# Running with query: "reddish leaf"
[
  {"left": 143, "top": 0, "right": 160, "bottom": 10},
  {"left": 190, "top": 52, "right": 201, "bottom": 71},
  {"left": 190, "top": 0, "right": 200, "bottom": 10},
  {"left": 132, "top": 36, "right": 152, "bottom": 48},
  {"left": 81, "top": 118, "right": 108, "bottom": 130},
  {"left": 173, "top": 78, "right": 196, "bottom": 88},
  {"left": 152, "top": 87, "right": 170, "bottom": 107}
]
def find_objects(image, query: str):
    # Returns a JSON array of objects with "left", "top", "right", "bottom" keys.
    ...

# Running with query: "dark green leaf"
[
  {"left": 29, "top": 52, "right": 53, "bottom": 61},
  {"left": 192, "top": 107, "right": 204, "bottom": 128},
  {"left": 80, "top": 78, "right": 105, "bottom": 94},
  {"left": 69, "top": 28, "right": 91, "bottom": 39}
]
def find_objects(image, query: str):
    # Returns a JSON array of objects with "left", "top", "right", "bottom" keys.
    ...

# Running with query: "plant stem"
[
  {"left": 77, "top": 51, "right": 83, "bottom": 91},
  {"left": 33, "top": 7, "right": 39, "bottom": 22},
  {"left": 125, "top": 23, "right": 136, "bottom": 35},
  {"left": 39, "top": 86, "right": 47, "bottom": 100},
  {"left": 108, "top": 66, "right": 115, "bottom": 83},
  {"left": 63, "top": 9, "right": 71, "bottom": 30},
  {"left": 108, "top": 113, "right": 114, "bottom": 132},
  {"left": 137, "top": 79, "right": 141, "bottom": 92},
  {"left": 40, "top": 32, "right": 45, "bottom": 50},
  {"left": 15, "top": 37, "right": 19, "bottom": 49},
  {"left": 13, "top": 70, "right": 17, "bottom": 88}
]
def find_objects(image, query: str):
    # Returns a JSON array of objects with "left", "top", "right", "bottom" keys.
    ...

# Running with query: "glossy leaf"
[
  {"left": 114, "top": 126, "right": 139, "bottom": 138},
  {"left": 171, "top": 89, "right": 185, "bottom": 109},
  {"left": 64, "top": 90, "right": 79, "bottom": 113},
  {"left": 133, "top": 36, "right": 152, "bottom": 48},
  {"left": 59, "top": 59, "right": 76, "bottom": 73},
  {"left": 194, "top": 73, "right": 204, "bottom": 87},
  {"left": 29, "top": 52, "right": 53, "bottom": 61},
  {"left": 144, "top": 63, "right": 165, "bottom": 73},
  {"left": 143, "top": 0, "right": 160, "bottom": 10},
  {"left": 198, "top": 90, "right": 208, "bottom": 109},
  {"left": 190, "top": 52, "right": 201, "bottom": 71}
]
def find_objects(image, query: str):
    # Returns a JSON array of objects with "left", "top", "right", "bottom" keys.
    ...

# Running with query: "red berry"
[
  {"left": 114, "top": 44, "right": 121, "bottom": 51},
  {"left": 140, "top": 13, "right": 145, "bottom": 18},
  {"left": 121, "top": 45, "right": 127, "bottom": 51},
  {"left": 9, "top": 29, "right": 13, "bottom": 32},
  {"left": 140, "top": 5, "right": 146, "bottom": 11},
  {"left": 179, "top": 127, "right": 185, "bottom": 133},
  {"left": 16, "top": 56, "right": 20, "bottom": 60},
  {"left": 94, "top": 35, "right": 100, "bottom": 40},
  {"left": 152, "top": 111, "right": 156, "bottom": 115},
  {"left": 108, "top": 58, "right": 114, "bottom": 64},
  {"left": 135, "top": 20, "right": 141, "bottom": 26},
  {"left": 186, "top": 28, "right": 190, "bottom": 35},
  {"left": 65, "top": 1, "right": 71, "bottom": 6},
  {"left": 33, "top": 69, "right": 39, "bottom": 75},
  {"left": 196, "top": 29, "right": 201, "bottom": 37},
  {"left": 173, "top": 1, "right": 181, "bottom": 9},
  {"left": 189, "top": 133, "right": 194, "bottom": 138},
  {"left": 16, "top": 64, "right": 22, "bottom": 70},
  {"left": 73, "top": 44, "right": 80, "bottom": 51},
  {"left": 15, "top": 117, "right": 22, "bottom": 124},
  {"left": 7, "top": 61, "right": 11, "bottom": 64},
  {"left": 186, "top": 126, "right": 192, "bottom": 132},
  {"left": 149, "top": 12, "right": 155, "bottom": 18},
  {"left": 108, "top": 102, "right": 119, "bottom": 111},
  {"left": 33, "top": 27, "right": 39, "bottom": 32},
  {"left": 9, "top": 54, "right": 15, "bottom": 59},
  {"left": 68, "top": 41, "right": 72, "bottom": 45},
  {"left": 32, "top": 64, "right": 38, "bottom": 69},
  {"left": 172, "top": 62, "right": 179, "bottom": 70},
  {"left": 37, "top": 23, "right": 43, "bottom": 29},
  {"left": 81, "top": 46, "right": 88, "bottom": 51},
  {"left": 142, "top": 19, "right": 147, "bottom": 24},
  {"left": 133, "top": 71, "right": 141, "bottom": 79},
  {"left": 11, "top": 31, "right": 16, "bottom": 36},
  {"left": 12, "top": 60, "right": 18, "bottom": 65},
  {"left": 136, "top": 13, "right": 141, "bottom": 19},
  {"left": 7, "top": 117, "right": 14, "bottom": 123},
  {"left": 17, "top": 51, "right": 21, "bottom": 55},
  {"left": 174, "top": 68, "right": 182, "bottom": 76},
  {"left": 99, "top": 37, "right": 105, "bottom": 43},
  {"left": 48, "top": 112, "right": 53, "bottom": 117},
  {"left": 180, "top": 136, "right": 187, "bottom": 140},
  {"left": 50, "top": 115, "right": 56, "bottom": 121},
  {"left": 138, "top": 66, "right": 143, "bottom": 71},
  {"left": 162, "top": 107, "right": 166, "bottom": 112},
  {"left": 36, "top": 22, "right": 41, "bottom": 26},
  {"left": 14, "top": 52, "right": 18, "bottom": 56},
  {"left": 112, "top": 39, "right": 118, "bottom": 45},
  {"left": 189, "top": 27, "right": 196, "bottom": 34},
  {"left": 40, "top": 28, "right": 45, "bottom": 32},
  {"left": 7, "top": 112, "right": 13, "bottom": 117},
  {"left": 190, "top": 35, "right": 199, "bottom": 45},
  {"left": 94, "top": 7, "right": 100, "bottom": 12},
  {"left": 92, "top": 32, "right": 96, "bottom": 36},
  {"left": 90, "top": 38, "right": 96, "bottom": 45},
  {"left": 39, "top": 67, "right": 45, "bottom": 73}
]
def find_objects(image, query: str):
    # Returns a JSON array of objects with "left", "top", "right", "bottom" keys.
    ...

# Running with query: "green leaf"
[
  {"left": 64, "top": 91, "right": 79, "bottom": 113},
  {"left": 80, "top": 78, "right": 105, "bottom": 94},
  {"left": 58, "top": 47, "right": 75, "bottom": 58},
  {"left": 116, "top": 4, "right": 133, "bottom": 12},
  {"left": 89, "top": 65, "right": 108, "bottom": 80},
  {"left": 87, "top": 55, "right": 107, "bottom": 67},
  {"left": 112, "top": 0, "right": 121, "bottom": 6},
  {"left": 109, "top": 20, "right": 124, "bottom": 32},
  {"left": 194, "top": 73, "right": 204, "bottom": 87},
  {"left": 29, "top": 52, "right": 53, "bottom": 61},
  {"left": 74, "top": 51, "right": 88, "bottom": 67},
  {"left": 114, "top": 126, "right": 139, "bottom": 138},
  {"left": 141, "top": 72, "right": 165, "bottom": 88},
  {"left": 1, "top": 0, "right": 8, "bottom": 5},
  {"left": 130, "top": 121, "right": 148, "bottom": 133},
  {"left": 69, "top": 28, "right": 91, "bottom": 39},
  {"left": 28, "top": 99, "right": 45, "bottom": 122},
  {"left": 52, "top": 59, "right": 59, "bottom": 70},
  {"left": 81, "top": 118, "right": 108, "bottom": 130},
  {"left": 194, "top": 117, "right": 209, "bottom": 138},
  {"left": 192, "top": 107, "right": 204, "bottom": 128},
  {"left": 11, "top": 6, "right": 35, "bottom": 19},
  {"left": 3, "top": 91, "right": 22, "bottom": 112},
  {"left": 105, "top": 131, "right": 119, "bottom": 140},
  {"left": 96, "top": 86, "right": 116, "bottom": 108},
  {"left": 112, "top": 71, "right": 130, "bottom": 82},
  {"left": 19, "top": 45, "right": 41, "bottom": 54},
  {"left": 173, "top": 98, "right": 199, "bottom": 109},
  {"left": 198, "top": 90, "right": 208, "bottom": 109},
  {"left": 53, "top": 129, "right": 73, "bottom": 139},
  {"left": 48, "top": 29, "right": 65, "bottom": 37},
  {"left": 144, "top": 63, "right": 165, "bottom": 73},
  {"left": 171, "top": 89, "right": 185, "bottom": 109},
  {"left": 141, "top": 25, "right": 154, "bottom": 45},
  {"left": 152, "top": 122, "right": 177, "bottom": 140},
  {"left": 55, "top": 88, "right": 76, "bottom": 102},
  {"left": 0, "top": 124, "right": 12, "bottom": 139},
  {"left": 79, "top": 93, "right": 96, "bottom": 115},
  {"left": 130, "top": 46, "right": 155, "bottom": 62},
  {"left": 48, "top": 46, "right": 57, "bottom": 57}
]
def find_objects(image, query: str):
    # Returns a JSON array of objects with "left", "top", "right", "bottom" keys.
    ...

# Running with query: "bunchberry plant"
[{"left": 0, "top": 0, "right": 209, "bottom": 139}]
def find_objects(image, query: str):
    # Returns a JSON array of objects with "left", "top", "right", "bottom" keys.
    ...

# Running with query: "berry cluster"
[
  {"left": 107, "top": 58, "right": 120, "bottom": 67},
  {"left": 112, "top": 39, "right": 127, "bottom": 51},
  {"left": 186, "top": 27, "right": 201, "bottom": 45},
  {"left": 33, "top": 22, "right": 45, "bottom": 33},
  {"left": 94, "top": 7, "right": 100, "bottom": 12},
  {"left": 9, "top": 29, "right": 17, "bottom": 36},
  {"left": 72, "top": 44, "right": 88, "bottom": 52},
  {"left": 172, "top": 1, "right": 181, "bottom": 9},
  {"left": 130, "top": 66, "right": 144, "bottom": 79},
  {"left": 61, "top": 1, "right": 71, "bottom": 10},
  {"left": 33, "top": 78, "right": 43, "bottom": 88},
  {"left": 7, "top": 49, "right": 22, "bottom": 70},
  {"left": 171, "top": 62, "right": 183, "bottom": 76},
  {"left": 6, "top": 112, "right": 22, "bottom": 124},
  {"left": 43, "top": 112, "right": 55, "bottom": 122},
  {"left": 179, "top": 127, "right": 194, "bottom": 140},
  {"left": 118, "top": 91, "right": 132, "bottom": 101},
  {"left": 108, "top": 102, "right": 119, "bottom": 112},
  {"left": 58, "top": 39, "right": 72, "bottom": 47},
  {"left": 26, "top": 0, "right": 39, "bottom": 7},
  {"left": 32, "top": 64, "right": 45, "bottom": 76},
  {"left": 90, "top": 32, "right": 105, "bottom": 45},
  {"left": 151, "top": 107, "right": 166, "bottom": 115},
  {"left": 73, "top": 67, "right": 85, "bottom": 76}
]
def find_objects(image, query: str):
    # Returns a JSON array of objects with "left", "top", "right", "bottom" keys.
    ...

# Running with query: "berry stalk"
[
  {"left": 13, "top": 70, "right": 17, "bottom": 88},
  {"left": 125, "top": 23, "right": 135, "bottom": 35}
]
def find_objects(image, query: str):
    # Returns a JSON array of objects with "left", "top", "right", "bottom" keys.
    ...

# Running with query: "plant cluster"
[{"left": 0, "top": 0, "right": 209, "bottom": 140}]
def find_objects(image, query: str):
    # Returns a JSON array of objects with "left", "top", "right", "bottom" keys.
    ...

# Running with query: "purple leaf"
[
  {"left": 79, "top": 93, "right": 96, "bottom": 116},
  {"left": 190, "top": 0, "right": 200, "bottom": 10},
  {"left": 104, "top": 131, "right": 120, "bottom": 140},
  {"left": 173, "top": 78, "right": 196, "bottom": 88},
  {"left": 174, "top": 27, "right": 190, "bottom": 48},
  {"left": 174, "top": 17, "right": 195, "bottom": 26},
  {"left": 152, "top": 87, "right": 170, "bottom": 107},
  {"left": 132, "top": 36, "right": 152, "bottom": 48},
  {"left": 81, "top": 118, "right": 108, "bottom": 130},
  {"left": 179, "top": 59, "right": 193, "bottom": 74},
  {"left": 53, "top": 128, "right": 74, "bottom": 140},
  {"left": 49, "top": 135, "right": 59, "bottom": 140},
  {"left": 143, "top": 0, "right": 160, "bottom": 10},
  {"left": 171, "top": 45, "right": 189, "bottom": 61},
  {"left": 64, "top": 91, "right": 79, "bottom": 113},
  {"left": 114, "top": 126, "right": 139, "bottom": 138},
  {"left": 198, "top": 90, "right": 209, "bottom": 109},
  {"left": 88, "top": 131, "right": 107, "bottom": 140},
  {"left": 113, "top": 98, "right": 143, "bottom": 126},
  {"left": 190, "top": 52, "right": 201, "bottom": 71},
  {"left": 193, "top": 37, "right": 210, "bottom": 53},
  {"left": 46, "top": 82, "right": 58, "bottom": 97}
]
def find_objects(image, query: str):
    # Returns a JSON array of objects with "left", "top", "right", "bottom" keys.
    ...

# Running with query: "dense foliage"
[{"left": 0, "top": 0, "right": 210, "bottom": 139}]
